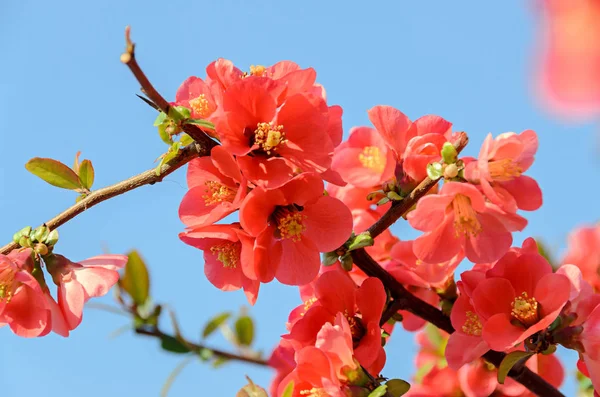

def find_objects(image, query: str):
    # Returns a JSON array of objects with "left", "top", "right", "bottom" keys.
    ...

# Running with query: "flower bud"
[
  {"left": 32, "top": 225, "right": 49, "bottom": 243},
  {"left": 34, "top": 243, "right": 49, "bottom": 256},
  {"left": 443, "top": 163, "right": 459, "bottom": 179},
  {"left": 45, "top": 229, "right": 59, "bottom": 247}
]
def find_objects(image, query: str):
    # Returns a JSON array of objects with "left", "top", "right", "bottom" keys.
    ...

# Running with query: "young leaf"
[
  {"left": 426, "top": 162, "right": 443, "bottom": 180},
  {"left": 497, "top": 351, "right": 535, "bottom": 384},
  {"left": 368, "top": 385, "right": 388, "bottom": 397},
  {"left": 386, "top": 379, "right": 411, "bottom": 396},
  {"left": 179, "top": 133, "right": 194, "bottom": 146},
  {"left": 202, "top": 312, "right": 231, "bottom": 338},
  {"left": 25, "top": 158, "right": 82, "bottom": 190},
  {"left": 73, "top": 151, "right": 81, "bottom": 174},
  {"left": 280, "top": 381, "right": 294, "bottom": 397},
  {"left": 441, "top": 142, "right": 458, "bottom": 164},
  {"left": 322, "top": 251, "right": 339, "bottom": 266},
  {"left": 120, "top": 250, "right": 150, "bottom": 306},
  {"left": 78, "top": 159, "right": 95, "bottom": 190},
  {"left": 235, "top": 315, "right": 254, "bottom": 346},
  {"left": 185, "top": 118, "right": 215, "bottom": 130},
  {"left": 347, "top": 232, "right": 374, "bottom": 251},
  {"left": 160, "top": 335, "right": 191, "bottom": 354}
]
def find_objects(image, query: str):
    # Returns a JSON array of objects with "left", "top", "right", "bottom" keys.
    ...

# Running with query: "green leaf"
[
  {"left": 348, "top": 232, "right": 374, "bottom": 251},
  {"left": 441, "top": 142, "right": 458, "bottom": 164},
  {"left": 386, "top": 379, "right": 411, "bottom": 396},
  {"left": 161, "top": 355, "right": 195, "bottom": 397},
  {"left": 25, "top": 157, "right": 82, "bottom": 190},
  {"left": 202, "top": 312, "right": 231, "bottom": 338},
  {"left": 160, "top": 335, "right": 191, "bottom": 354},
  {"left": 212, "top": 356, "right": 229, "bottom": 368},
  {"left": 322, "top": 251, "right": 339, "bottom": 266},
  {"left": 368, "top": 385, "right": 388, "bottom": 397},
  {"left": 280, "top": 381, "right": 294, "bottom": 397},
  {"left": 158, "top": 123, "right": 173, "bottom": 145},
  {"left": 426, "top": 162, "right": 443, "bottom": 180},
  {"left": 120, "top": 250, "right": 150, "bottom": 306},
  {"left": 185, "top": 118, "right": 215, "bottom": 130},
  {"left": 153, "top": 112, "right": 168, "bottom": 126},
  {"left": 179, "top": 133, "right": 194, "bottom": 146},
  {"left": 497, "top": 351, "right": 534, "bottom": 384},
  {"left": 78, "top": 159, "right": 95, "bottom": 190},
  {"left": 386, "top": 191, "right": 403, "bottom": 201},
  {"left": 235, "top": 315, "right": 254, "bottom": 346},
  {"left": 340, "top": 253, "right": 353, "bottom": 271},
  {"left": 170, "top": 106, "right": 191, "bottom": 121}
]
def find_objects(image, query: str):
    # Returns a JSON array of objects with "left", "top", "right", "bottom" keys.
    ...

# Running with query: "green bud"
[
  {"left": 347, "top": 232, "right": 374, "bottom": 251},
  {"left": 32, "top": 225, "right": 49, "bottom": 243},
  {"left": 18, "top": 236, "right": 31, "bottom": 248},
  {"left": 340, "top": 253, "right": 353, "bottom": 271},
  {"left": 34, "top": 243, "right": 49, "bottom": 256},
  {"left": 377, "top": 197, "right": 390, "bottom": 206},
  {"left": 386, "top": 191, "right": 403, "bottom": 201},
  {"left": 441, "top": 142, "right": 458, "bottom": 164},
  {"left": 426, "top": 162, "right": 443, "bottom": 180},
  {"left": 45, "top": 229, "right": 59, "bottom": 246},
  {"left": 322, "top": 251, "right": 339, "bottom": 266}
]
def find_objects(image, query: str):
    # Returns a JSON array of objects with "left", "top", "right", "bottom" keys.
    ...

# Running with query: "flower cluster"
[{"left": 0, "top": 244, "right": 126, "bottom": 338}]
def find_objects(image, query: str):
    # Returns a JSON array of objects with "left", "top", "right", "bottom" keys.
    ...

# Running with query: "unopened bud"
[
  {"left": 18, "top": 236, "right": 31, "bottom": 248},
  {"left": 34, "top": 243, "right": 49, "bottom": 256},
  {"left": 45, "top": 230, "right": 59, "bottom": 246},
  {"left": 444, "top": 163, "right": 459, "bottom": 179},
  {"left": 340, "top": 253, "right": 353, "bottom": 271},
  {"left": 32, "top": 225, "right": 49, "bottom": 243}
]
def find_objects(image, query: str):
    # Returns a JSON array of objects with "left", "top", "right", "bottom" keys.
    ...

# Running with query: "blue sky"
[{"left": 0, "top": 0, "right": 598, "bottom": 395}]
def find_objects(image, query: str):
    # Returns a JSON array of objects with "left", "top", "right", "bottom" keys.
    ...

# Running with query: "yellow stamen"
[
  {"left": 0, "top": 264, "right": 17, "bottom": 303},
  {"left": 488, "top": 158, "right": 522, "bottom": 182},
  {"left": 511, "top": 292, "right": 539, "bottom": 327},
  {"left": 300, "top": 388, "right": 328, "bottom": 397},
  {"left": 452, "top": 194, "right": 482, "bottom": 237},
  {"left": 210, "top": 242, "right": 240, "bottom": 269},
  {"left": 344, "top": 309, "right": 366, "bottom": 344},
  {"left": 249, "top": 65, "right": 267, "bottom": 76},
  {"left": 202, "top": 181, "right": 236, "bottom": 206},
  {"left": 254, "top": 122, "right": 286, "bottom": 154},
  {"left": 276, "top": 211, "right": 307, "bottom": 242},
  {"left": 188, "top": 94, "right": 211, "bottom": 118},
  {"left": 461, "top": 311, "right": 482, "bottom": 336},
  {"left": 358, "top": 146, "right": 385, "bottom": 173},
  {"left": 303, "top": 297, "right": 318, "bottom": 313}
]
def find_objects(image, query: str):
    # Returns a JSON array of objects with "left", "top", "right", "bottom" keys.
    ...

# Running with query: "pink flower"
[
  {"left": 174, "top": 76, "right": 218, "bottom": 121},
  {"left": 536, "top": 0, "right": 600, "bottom": 119},
  {"left": 408, "top": 182, "right": 525, "bottom": 264},
  {"left": 268, "top": 341, "right": 296, "bottom": 397},
  {"left": 179, "top": 146, "right": 247, "bottom": 228},
  {"left": 239, "top": 173, "right": 353, "bottom": 285},
  {"left": 179, "top": 223, "right": 260, "bottom": 305},
  {"left": 465, "top": 131, "right": 542, "bottom": 213},
  {"left": 215, "top": 76, "right": 337, "bottom": 188},
  {"left": 561, "top": 224, "right": 600, "bottom": 292},
  {"left": 48, "top": 254, "right": 128, "bottom": 332},
  {"left": 284, "top": 271, "right": 386, "bottom": 374},
  {"left": 0, "top": 249, "right": 52, "bottom": 338},
  {"left": 452, "top": 240, "right": 570, "bottom": 353}
]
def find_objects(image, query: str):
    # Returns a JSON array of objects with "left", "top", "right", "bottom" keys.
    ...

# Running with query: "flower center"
[
  {"left": 300, "top": 388, "right": 328, "bottom": 397},
  {"left": 344, "top": 310, "right": 366, "bottom": 347},
  {"left": 461, "top": 311, "right": 482, "bottom": 336},
  {"left": 0, "top": 264, "right": 17, "bottom": 303},
  {"left": 452, "top": 194, "right": 482, "bottom": 237},
  {"left": 202, "top": 181, "right": 236, "bottom": 206},
  {"left": 210, "top": 242, "right": 240, "bottom": 269},
  {"left": 274, "top": 207, "right": 307, "bottom": 242},
  {"left": 488, "top": 158, "right": 522, "bottom": 182},
  {"left": 303, "top": 297, "right": 318, "bottom": 313},
  {"left": 511, "top": 292, "right": 539, "bottom": 327},
  {"left": 254, "top": 122, "right": 286, "bottom": 154},
  {"left": 188, "top": 94, "right": 211, "bottom": 118},
  {"left": 358, "top": 146, "right": 385, "bottom": 173}
]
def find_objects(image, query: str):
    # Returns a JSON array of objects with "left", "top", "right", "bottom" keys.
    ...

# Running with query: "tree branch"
[
  {"left": 135, "top": 326, "right": 269, "bottom": 367},
  {"left": 349, "top": 131, "right": 565, "bottom": 397},
  {"left": 120, "top": 26, "right": 217, "bottom": 150},
  {"left": 0, "top": 144, "right": 203, "bottom": 255}
]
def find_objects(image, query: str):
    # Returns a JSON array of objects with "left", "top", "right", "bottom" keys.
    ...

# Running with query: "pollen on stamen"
[
  {"left": 254, "top": 122, "right": 286, "bottom": 154},
  {"left": 511, "top": 292, "right": 539, "bottom": 327},
  {"left": 303, "top": 297, "right": 318, "bottom": 313},
  {"left": 189, "top": 94, "right": 211, "bottom": 118},
  {"left": 452, "top": 194, "right": 482, "bottom": 237},
  {"left": 209, "top": 242, "right": 241, "bottom": 269},
  {"left": 299, "top": 388, "right": 328, "bottom": 397},
  {"left": 488, "top": 158, "right": 522, "bottom": 182},
  {"left": 0, "top": 265, "right": 17, "bottom": 303},
  {"left": 276, "top": 211, "right": 307, "bottom": 242},
  {"left": 202, "top": 181, "right": 236, "bottom": 206},
  {"left": 358, "top": 146, "right": 385, "bottom": 173},
  {"left": 461, "top": 311, "right": 482, "bottom": 336}
]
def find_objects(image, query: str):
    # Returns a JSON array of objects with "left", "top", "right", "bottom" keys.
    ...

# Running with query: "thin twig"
[
  {"left": 120, "top": 26, "right": 217, "bottom": 150},
  {"left": 134, "top": 326, "right": 269, "bottom": 367},
  {"left": 0, "top": 144, "right": 203, "bottom": 255}
]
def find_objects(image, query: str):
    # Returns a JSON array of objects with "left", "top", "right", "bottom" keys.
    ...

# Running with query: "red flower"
[
  {"left": 179, "top": 146, "right": 247, "bottom": 228},
  {"left": 561, "top": 224, "right": 600, "bottom": 292},
  {"left": 179, "top": 224, "right": 259, "bottom": 305},
  {"left": 408, "top": 182, "right": 524, "bottom": 264},
  {"left": 240, "top": 173, "right": 352, "bottom": 285}
]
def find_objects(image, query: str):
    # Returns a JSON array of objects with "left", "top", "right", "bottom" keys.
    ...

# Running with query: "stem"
[
  {"left": 135, "top": 326, "right": 269, "bottom": 367},
  {"left": 0, "top": 144, "right": 203, "bottom": 255},
  {"left": 120, "top": 26, "right": 217, "bottom": 150}
]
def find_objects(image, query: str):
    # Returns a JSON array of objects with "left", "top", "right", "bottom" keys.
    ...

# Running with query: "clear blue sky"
[{"left": 0, "top": 0, "right": 597, "bottom": 395}]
